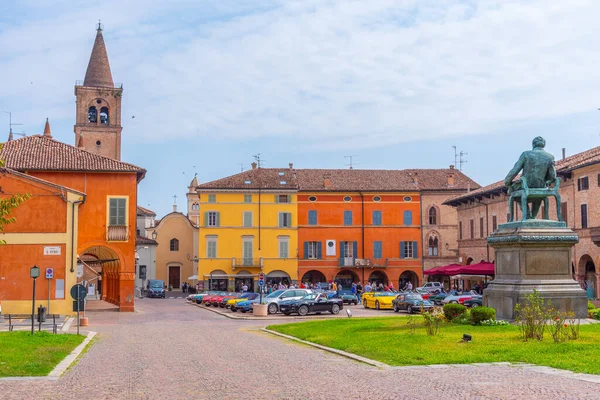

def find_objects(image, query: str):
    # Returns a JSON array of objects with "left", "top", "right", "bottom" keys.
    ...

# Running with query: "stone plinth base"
[
  {"left": 484, "top": 221, "right": 587, "bottom": 320},
  {"left": 252, "top": 304, "right": 268, "bottom": 317}
]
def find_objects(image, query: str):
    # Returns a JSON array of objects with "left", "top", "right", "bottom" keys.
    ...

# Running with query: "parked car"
[
  {"left": 362, "top": 291, "right": 397, "bottom": 310},
  {"left": 212, "top": 293, "right": 238, "bottom": 307},
  {"left": 464, "top": 296, "right": 483, "bottom": 308},
  {"left": 392, "top": 293, "right": 434, "bottom": 314},
  {"left": 428, "top": 290, "right": 457, "bottom": 305},
  {"left": 279, "top": 293, "right": 344, "bottom": 316},
  {"left": 416, "top": 282, "right": 444, "bottom": 293},
  {"left": 226, "top": 293, "right": 259, "bottom": 309},
  {"left": 234, "top": 297, "right": 262, "bottom": 313},
  {"left": 261, "top": 289, "right": 312, "bottom": 314},
  {"left": 202, "top": 292, "right": 228, "bottom": 306},
  {"left": 146, "top": 280, "right": 166, "bottom": 298},
  {"left": 329, "top": 290, "right": 358, "bottom": 305},
  {"left": 442, "top": 290, "right": 478, "bottom": 305}
]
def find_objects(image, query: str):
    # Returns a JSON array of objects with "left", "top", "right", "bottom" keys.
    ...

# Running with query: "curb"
[
  {"left": 0, "top": 331, "right": 96, "bottom": 381},
  {"left": 193, "top": 303, "right": 350, "bottom": 321},
  {"left": 261, "top": 328, "right": 390, "bottom": 369},
  {"left": 261, "top": 329, "right": 600, "bottom": 384}
]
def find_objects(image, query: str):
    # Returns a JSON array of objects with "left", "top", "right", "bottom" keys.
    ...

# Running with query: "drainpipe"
[
  {"left": 484, "top": 202, "right": 490, "bottom": 262},
  {"left": 70, "top": 198, "right": 85, "bottom": 272},
  {"left": 258, "top": 187, "right": 261, "bottom": 250},
  {"left": 419, "top": 193, "right": 424, "bottom": 286},
  {"left": 359, "top": 192, "right": 365, "bottom": 283}
]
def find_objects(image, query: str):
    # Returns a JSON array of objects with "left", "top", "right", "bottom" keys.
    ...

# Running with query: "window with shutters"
[
  {"left": 308, "top": 210, "right": 317, "bottom": 225},
  {"left": 470, "top": 219, "right": 474, "bottom": 239},
  {"left": 278, "top": 237, "right": 289, "bottom": 258},
  {"left": 372, "top": 211, "right": 382, "bottom": 226},
  {"left": 578, "top": 177, "right": 589, "bottom": 191},
  {"left": 479, "top": 217, "right": 484, "bottom": 238},
  {"left": 400, "top": 241, "right": 418, "bottom": 258},
  {"left": 428, "top": 207, "right": 437, "bottom": 225},
  {"left": 206, "top": 211, "right": 219, "bottom": 227},
  {"left": 242, "top": 239, "right": 253, "bottom": 265},
  {"left": 492, "top": 215, "right": 498, "bottom": 232},
  {"left": 170, "top": 238, "right": 179, "bottom": 251},
  {"left": 373, "top": 241, "right": 383, "bottom": 259},
  {"left": 243, "top": 211, "right": 253, "bottom": 227},
  {"left": 428, "top": 236, "right": 438, "bottom": 256},
  {"left": 306, "top": 241, "right": 321, "bottom": 259},
  {"left": 276, "top": 194, "right": 290, "bottom": 203},
  {"left": 561, "top": 202, "right": 568, "bottom": 225},
  {"left": 403, "top": 211, "right": 413, "bottom": 225},
  {"left": 244, "top": 194, "right": 252, "bottom": 203},
  {"left": 206, "top": 237, "right": 217, "bottom": 258},
  {"left": 109, "top": 197, "right": 127, "bottom": 226},
  {"left": 208, "top": 194, "right": 216, "bottom": 203},
  {"left": 581, "top": 204, "right": 588, "bottom": 228},
  {"left": 279, "top": 212, "right": 292, "bottom": 228},
  {"left": 344, "top": 211, "right": 353, "bottom": 226}
]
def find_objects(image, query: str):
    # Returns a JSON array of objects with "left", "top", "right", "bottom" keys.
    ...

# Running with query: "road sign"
[
  {"left": 258, "top": 273, "right": 265, "bottom": 281},
  {"left": 258, "top": 279, "right": 265, "bottom": 287},
  {"left": 45, "top": 268, "right": 54, "bottom": 279},
  {"left": 72, "top": 300, "right": 85, "bottom": 312},
  {"left": 70, "top": 284, "right": 87, "bottom": 300}
]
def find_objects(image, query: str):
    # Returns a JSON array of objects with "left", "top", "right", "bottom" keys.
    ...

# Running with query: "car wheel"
[
  {"left": 231, "top": 309, "right": 237, "bottom": 313},
  {"left": 375, "top": 301, "right": 380, "bottom": 310},
  {"left": 268, "top": 303, "right": 278, "bottom": 314},
  {"left": 408, "top": 307, "right": 414, "bottom": 314},
  {"left": 471, "top": 303, "right": 479, "bottom": 308},
  {"left": 298, "top": 305, "right": 309, "bottom": 316},
  {"left": 353, "top": 301, "right": 357, "bottom": 305},
  {"left": 393, "top": 305, "right": 399, "bottom": 313},
  {"left": 363, "top": 301, "right": 368, "bottom": 309},
  {"left": 283, "top": 312, "right": 291, "bottom": 316},
  {"left": 241, "top": 310, "right": 247, "bottom": 313},
  {"left": 331, "top": 304, "right": 340, "bottom": 315},
  {"left": 450, "top": 300, "right": 458, "bottom": 304}
]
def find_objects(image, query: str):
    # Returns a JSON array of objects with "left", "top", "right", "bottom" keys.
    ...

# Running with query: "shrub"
[
  {"left": 470, "top": 307, "right": 496, "bottom": 325},
  {"left": 588, "top": 301, "right": 596, "bottom": 310},
  {"left": 443, "top": 303, "right": 467, "bottom": 321},
  {"left": 514, "top": 290, "right": 551, "bottom": 341},
  {"left": 591, "top": 309, "right": 600, "bottom": 320},
  {"left": 481, "top": 319, "right": 509, "bottom": 326},
  {"left": 422, "top": 307, "right": 445, "bottom": 336},
  {"left": 452, "top": 311, "right": 471, "bottom": 325}
]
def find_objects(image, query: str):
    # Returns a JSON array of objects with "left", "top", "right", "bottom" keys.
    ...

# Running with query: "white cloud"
[{"left": 1, "top": 0, "right": 600, "bottom": 148}]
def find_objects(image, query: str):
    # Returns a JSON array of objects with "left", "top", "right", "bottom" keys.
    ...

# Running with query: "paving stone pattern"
[{"left": 1, "top": 300, "right": 599, "bottom": 399}]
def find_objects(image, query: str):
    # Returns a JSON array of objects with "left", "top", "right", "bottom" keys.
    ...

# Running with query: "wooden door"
[{"left": 169, "top": 266, "right": 180, "bottom": 289}]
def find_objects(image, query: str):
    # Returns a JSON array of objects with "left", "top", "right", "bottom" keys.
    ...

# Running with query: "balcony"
[
  {"left": 107, "top": 225, "right": 129, "bottom": 241},
  {"left": 232, "top": 258, "right": 264, "bottom": 270}
]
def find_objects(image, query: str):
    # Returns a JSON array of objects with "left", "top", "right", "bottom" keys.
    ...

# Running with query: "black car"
[
  {"left": 464, "top": 295, "right": 483, "bottom": 308},
  {"left": 392, "top": 293, "right": 434, "bottom": 314},
  {"left": 279, "top": 293, "right": 344, "bottom": 316}
]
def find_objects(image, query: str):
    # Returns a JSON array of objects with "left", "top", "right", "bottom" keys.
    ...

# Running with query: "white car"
[
  {"left": 262, "top": 289, "right": 313, "bottom": 314},
  {"left": 441, "top": 290, "right": 478, "bottom": 305},
  {"left": 416, "top": 282, "right": 443, "bottom": 293}
]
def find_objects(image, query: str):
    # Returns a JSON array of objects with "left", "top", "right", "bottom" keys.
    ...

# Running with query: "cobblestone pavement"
[{"left": 1, "top": 300, "right": 599, "bottom": 400}]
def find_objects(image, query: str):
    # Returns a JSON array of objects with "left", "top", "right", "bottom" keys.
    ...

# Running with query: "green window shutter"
[
  {"left": 400, "top": 241, "right": 405, "bottom": 259},
  {"left": 204, "top": 212, "right": 208, "bottom": 226},
  {"left": 352, "top": 241, "right": 358, "bottom": 259},
  {"left": 275, "top": 195, "right": 279, "bottom": 203},
  {"left": 287, "top": 213, "right": 292, "bottom": 227},
  {"left": 109, "top": 198, "right": 117, "bottom": 226},
  {"left": 412, "top": 241, "right": 418, "bottom": 258},
  {"left": 278, "top": 213, "right": 283, "bottom": 227},
  {"left": 317, "top": 242, "right": 322, "bottom": 259},
  {"left": 216, "top": 212, "right": 220, "bottom": 227},
  {"left": 304, "top": 242, "right": 309, "bottom": 259}
]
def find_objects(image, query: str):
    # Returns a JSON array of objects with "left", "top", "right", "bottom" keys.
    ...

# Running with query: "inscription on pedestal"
[{"left": 525, "top": 250, "right": 569, "bottom": 275}]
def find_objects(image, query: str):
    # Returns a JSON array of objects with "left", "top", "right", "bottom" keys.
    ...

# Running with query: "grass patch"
[
  {"left": 0, "top": 331, "right": 85, "bottom": 377},
  {"left": 268, "top": 317, "right": 600, "bottom": 374}
]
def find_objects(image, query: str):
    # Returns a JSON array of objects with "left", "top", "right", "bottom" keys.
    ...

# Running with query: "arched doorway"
[
  {"left": 579, "top": 255, "right": 596, "bottom": 298},
  {"left": 368, "top": 270, "right": 388, "bottom": 287},
  {"left": 301, "top": 270, "right": 326, "bottom": 284},
  {"left": 79, "top": 245, "right": 123, "bottom": 307},
  {"left": 466, "top": 257, "right": 473, "bottom": 265},
  {"left": 208, "top": 269, "right": 228, "bottom": 291},
  {"left": 399, "top": 271, "right": 419, "bottom": 290},
  {"left": 335, "top": 269, "right": 359, "bottom": 289},
  {"left": 235, "top": 270, "right": 254, "bottom": 292},
  {"left": 267, "top": 270, "right": 291, "bottom": 287}
]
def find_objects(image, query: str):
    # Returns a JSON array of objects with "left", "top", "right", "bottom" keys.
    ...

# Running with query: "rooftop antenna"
[
  {"left": 253, "top": 153, "right": 264, "bottom": 168},
  {"left": 344, "top": 155, "right": 358, "bottom": 169},
  {"left": 173, "top": 194, "right": 177, "bottom": 205},
  {"left": 452, "top": 146, "right": 458, "bottom": 169},
  {"left": 459, "top": 151, "right": 468, "bottom": 172},
  {"left": 237, "top": 163, "right": 245, "bottom": 172}
]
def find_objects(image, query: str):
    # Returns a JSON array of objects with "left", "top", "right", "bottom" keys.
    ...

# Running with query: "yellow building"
[{"left": 196, "top": 164, "right": 298, "bottom": 291}]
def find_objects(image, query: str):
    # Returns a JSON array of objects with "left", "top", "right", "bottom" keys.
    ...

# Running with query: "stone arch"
[
  {"left": 100, "top": 106, "right": 109, "bottom": 124},
  {"left": 79, "top": 242, "right": 126, "bottom": 309},
  {"left": 579, "top": 255, "right": 596, "bottom": 298},
  {"left": 335, "top": 269, "right": 359, "bottom": 288},
  {"left": 428, "top": 204, "right": 440, "bottom": 225},
  {"left": 208, "top": 269, "right": 228, "bottom": 291},
  {"left": 235, "top": 270, "right": 254, "bottom": 292},
  {"left": 368, "top": 270, "right": 388, "bottom": 286},
  {"left": 267, "top": 270, "right": 291, "bottom": 286},
  {"left": 301, "top": 270, "right": 326, "bottom": 284},
  {"left": 426, "top": 229, "right": 441, "bottom": 256},
  {"left": 399, "top": 270, "right": 419, "bottom": 289},
  {"left": 466, "top": 257, "right": 473, "bottom": 265},
  {"left": 87, "top": 106, "right": 97, "bottom": 123}
]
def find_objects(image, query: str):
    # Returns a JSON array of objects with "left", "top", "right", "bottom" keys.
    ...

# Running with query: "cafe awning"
[{"left": 424, "top": 262, "right": 494, "bottom": 276}]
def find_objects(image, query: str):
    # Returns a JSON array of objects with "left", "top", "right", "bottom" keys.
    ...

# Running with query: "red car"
[
  {"left": 212, "top": 293, "right": 239, "bottom": 307},
  {"left": 202, "top": 292, "right": 227, "bottom": 306}
]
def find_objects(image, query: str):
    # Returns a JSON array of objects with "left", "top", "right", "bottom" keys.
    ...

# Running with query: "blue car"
[
  {"left": 234, "top": 297, "right": 262, "bottom": 313},
  {"left": 146, "top": 279, "right": 166, "bottom": 298}
]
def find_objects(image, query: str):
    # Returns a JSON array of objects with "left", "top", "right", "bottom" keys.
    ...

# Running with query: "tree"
[{"left": 0, "top": 144, "right": 30, "bottom": 244}]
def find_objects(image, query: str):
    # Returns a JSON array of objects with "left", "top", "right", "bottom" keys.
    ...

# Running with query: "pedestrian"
[
  {"left": 242, "top": 283, "right": 248, "bottom": 292},
  {"left": 364, "top": 282, "right": 372, "bottom": 293},
  {"left": 317, "top": 282, "right": 322, "bottom": 290},
  {"left": 388, "top": 282, "right": 394, "bottom": 292},
  {"left": 356, "top": 281, "right": 363, "bottom": 303},
  {"left": 332, "top": 281, "right": 337, "bottom": 291},
  {"left": 406, "top": 281, "right": 413, "bottom": 291},
  {"left": 351, "top": 282, "right": 357, "bottom": 299}
]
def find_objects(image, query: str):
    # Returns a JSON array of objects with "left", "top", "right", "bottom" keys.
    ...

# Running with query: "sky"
[{"left": 1, "top": 0, "right": 600, "bottom": 218}]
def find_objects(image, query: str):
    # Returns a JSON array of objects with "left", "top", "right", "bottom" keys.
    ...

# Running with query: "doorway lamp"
[{"left": 30, "top": 265, "right": 40, "bottom": 335}]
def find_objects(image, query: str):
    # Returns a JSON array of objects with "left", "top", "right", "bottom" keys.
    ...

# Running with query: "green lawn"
[
  {"left": 0, "top": 331, "right": 85, "bottom": 377},
  {"left": 268, "top": 317, "right": 600, "bottom": 374}
]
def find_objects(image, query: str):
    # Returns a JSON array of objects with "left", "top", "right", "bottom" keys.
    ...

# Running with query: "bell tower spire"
[{"left": 74, "top": 24, "right": 123, "bottom": 160}]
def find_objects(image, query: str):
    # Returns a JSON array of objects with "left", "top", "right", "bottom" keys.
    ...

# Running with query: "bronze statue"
[{"left": 505, "top": 136, "right": 560, "bottom": 220}]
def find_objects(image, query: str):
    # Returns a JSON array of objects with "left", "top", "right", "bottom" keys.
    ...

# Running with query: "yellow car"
[
  {"left": 226, "top": 293, "right": 260, "bottom": 309},
  {"left": 362, "top": 291, "right": 397, "bottom": 310}
]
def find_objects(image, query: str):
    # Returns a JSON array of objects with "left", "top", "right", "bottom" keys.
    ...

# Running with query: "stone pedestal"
[
  {"left": 484, "top": 221, "right": 588, "bottom": 320},
  {"left": 252, "top": 304, "right": 268, "bottom": 317}
]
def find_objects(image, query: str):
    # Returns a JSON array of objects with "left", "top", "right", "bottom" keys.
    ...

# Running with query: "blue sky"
[{"left": 1, "top": 1, "right": 600, "bottom": 217}]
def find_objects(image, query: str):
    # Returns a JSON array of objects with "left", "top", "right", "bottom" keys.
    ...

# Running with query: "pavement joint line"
[
  {"left": 48, "top": 331, "right": 96, "bottom": 378},
  {"left": 261, "top": 328, "right": 391, "bottom": 369},
  {"left": 261, "top": 329, "right": 600, "bottom": 384}
]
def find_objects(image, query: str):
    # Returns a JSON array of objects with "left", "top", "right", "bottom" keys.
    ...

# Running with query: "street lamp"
[
  {"left": 30, "top": 265, "right": 40, "bottom": 335},
  {"left": 151, "top": 231, "right": 157, "bottom": 240}
]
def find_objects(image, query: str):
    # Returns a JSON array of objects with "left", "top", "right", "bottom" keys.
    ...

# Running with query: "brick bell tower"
[{"left": 74, "top": 23, "right": 122, "bottom": 160}]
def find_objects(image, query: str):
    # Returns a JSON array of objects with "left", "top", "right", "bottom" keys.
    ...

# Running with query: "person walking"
[{"left": 356, "top": 281, "right": 363, "bottom": 304}]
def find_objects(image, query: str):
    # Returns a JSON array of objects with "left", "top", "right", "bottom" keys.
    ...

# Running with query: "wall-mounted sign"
[{"left": 44, "top": 246, "right": 61, "bottom": 256}]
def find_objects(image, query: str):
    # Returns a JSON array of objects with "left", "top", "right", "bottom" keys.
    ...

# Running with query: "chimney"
[
  {"left": 289, "top": 162, "right": 293, "bottom": 170},
  {"left": 323, "top": 175, "right": 331, "bottom": 189},
  {"left": 173, "top": 204, "right": 177, "bottom": 212},
  {"left": 447, "top": 173, "right": 455, "bottom": 186},
  {"left": 449, "top": 165, "right": 455, "bottom": 170},
  {"left": 251, "top": 162, "right": 257, "bottom": 170},
  {"left": 562, "top": 148, "right": 566, "bottom": 160}
]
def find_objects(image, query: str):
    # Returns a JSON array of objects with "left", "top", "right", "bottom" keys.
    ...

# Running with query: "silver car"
[{"left": 262, "top": 289, "right": 312, "bottom": 314}]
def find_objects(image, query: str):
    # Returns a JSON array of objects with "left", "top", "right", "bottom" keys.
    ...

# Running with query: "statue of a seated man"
[{"left": 504, "top": 136, "right": 556, "bottom": 219}]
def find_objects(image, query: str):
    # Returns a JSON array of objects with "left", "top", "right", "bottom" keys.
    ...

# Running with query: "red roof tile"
[
  {"left": 136, "top": 205, "right": 156, "bottom": 216},
  {"left": 0, "top": 136, "right": 145, "bottom": 179},
  {"left": 197, "top": 168, "right": 298, "bottom": 190},
  {"left": 136, "top": 236, "right": 158, "bottom": 246}
]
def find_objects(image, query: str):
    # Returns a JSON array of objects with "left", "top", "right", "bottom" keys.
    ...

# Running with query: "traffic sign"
[
  {"left": 70, "top": 284, "right": 87, "bottom": 300},
  {"left": 72, "top": 300, "right": 85, "bottom": 312},
  {"left": 45, "top": 268, "right": 54, "bottom": 279},
  {"left": 258, "top": 273, "right": 265, "bottom": 281},
  {"left": 258, "top": 279, "right": 265, "bottom": 287}
]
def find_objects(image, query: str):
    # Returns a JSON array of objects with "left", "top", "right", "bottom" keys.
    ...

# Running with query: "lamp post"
[{"left": 30, "top": 265, "right": 40, "bottom": 335}]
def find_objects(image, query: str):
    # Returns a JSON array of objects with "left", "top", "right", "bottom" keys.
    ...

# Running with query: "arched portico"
[
  {"left": 399, "top": 270, "right": 419, "bottom": 290},
  {"left": 335, "top": 269, "right": 359, "bottom": 288},
  {"left": 368, "top": 270, "right": 388, "bottom": 287},
  {"left": 579, "top": 255, "right": 597, "bottom": 298},
  {"left": 301, "top": 270, "right": 326, "bottom": 284}
]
